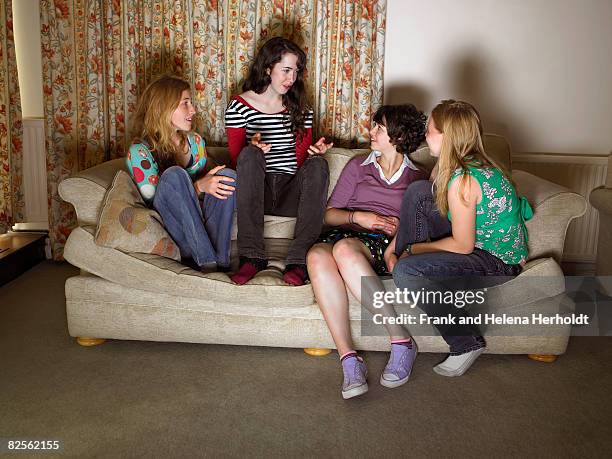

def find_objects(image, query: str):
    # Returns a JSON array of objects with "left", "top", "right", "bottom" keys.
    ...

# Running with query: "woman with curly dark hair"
[
  {"left": 306, "top": 104, "right": 428, "bottom": 399},
  {"left": 225, "top": 36, "right": 333, "bottom": 286}
]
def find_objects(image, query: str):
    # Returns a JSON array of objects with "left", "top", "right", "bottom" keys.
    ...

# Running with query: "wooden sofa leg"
[
  {"left": 304, "top": 348, "right": 332, "bottom": 356},
  {"left": 77, "top": 337, "right": 106, "bottom": 347},
  {"left": 528, "top": 354, "right": 558, "bottom": 363}
]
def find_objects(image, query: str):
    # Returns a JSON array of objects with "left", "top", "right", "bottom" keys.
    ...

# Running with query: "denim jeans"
[
  {"left": 392, "top": 179, "right": 521, "bottom": 353},
  {"left": 395, "top": 180, "right": 452, "bottom": 254},
  {"left": 153, "top": 166, "right": 236, "bottom": 268},
  {"left": 236, "top": 145, "right": 329, "bottom": 265}
]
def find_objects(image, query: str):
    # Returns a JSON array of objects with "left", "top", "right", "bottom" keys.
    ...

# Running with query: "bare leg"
[
  {"left": 332, "top": 238, "right": 410, "bottom": 341},
  {"left": 307, "top": 243, "right": 355, "bottom": 356}
]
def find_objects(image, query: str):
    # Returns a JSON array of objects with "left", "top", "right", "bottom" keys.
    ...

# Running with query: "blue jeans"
[
  {"left": 153, "top": 166, "right": 236, "bottom": 268},
  {"left": 392, "top": 180, "right": 521, "bottom": 353}
]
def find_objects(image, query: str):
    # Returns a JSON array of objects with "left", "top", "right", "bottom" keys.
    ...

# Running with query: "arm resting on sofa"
[{"left": 513, "top": 170, "right": 587, "bottom": 264}]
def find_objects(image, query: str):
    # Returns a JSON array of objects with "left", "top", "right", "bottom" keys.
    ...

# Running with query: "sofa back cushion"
[
  {"left": 60, "top": 134, "right": 511, "bottom": 228},
  {"left": 208, "top": 133, "right": 511, "bottom": 192},
  {"left": 94, "top": 170, "right": 181, "bottom": 260}
]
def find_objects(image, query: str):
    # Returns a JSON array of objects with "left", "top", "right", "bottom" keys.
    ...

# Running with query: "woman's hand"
[
  {"left": 194, "top": 165, "right": 236, "bottom": 199},
  {"left": 250, "top": 132, "right": 271, "bottom": 153},
  {"left": 353, "top": 211, "right": 399, "bottom": 236},
  {"left": 308, "top": 137, "right": 334, "bottom": 156},
  {"left": 381, "top": 216, "right": 400, "bottom": 236},
  {"left": 384, "top": 235, "right": 399, "bottom": 272},
  {"left": 385, "top": 250, "right": 398, "bottom": 273}
]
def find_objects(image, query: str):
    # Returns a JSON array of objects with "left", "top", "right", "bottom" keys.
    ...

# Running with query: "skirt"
[{"left": 317, "top": 228, "right": 392, "bottom": 275}]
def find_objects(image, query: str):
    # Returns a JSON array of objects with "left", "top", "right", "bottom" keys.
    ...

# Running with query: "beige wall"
[
  {"left": 384, "top": 0, "right": 612, "bottom": 155},
  {"left": 12, "top": 0, "right": 43, "bottom": 118}
]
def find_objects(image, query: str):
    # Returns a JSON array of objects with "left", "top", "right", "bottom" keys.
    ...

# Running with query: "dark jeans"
[
  {"left": 392, "top": 180, "right": 521, "bottom": 353},
  {"left": 153, "top": 166, "right": 236, "bottom": 268},
  {"left": 395, "top": 180, "right": 452, "bottom": 254},
  {"left": 236, "top": 145, "right": 329, "bottom": 265}
]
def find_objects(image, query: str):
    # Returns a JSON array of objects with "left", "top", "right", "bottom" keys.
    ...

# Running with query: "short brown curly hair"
[{"left": 372, "top": 104, "right": 427, "bottom": 154}]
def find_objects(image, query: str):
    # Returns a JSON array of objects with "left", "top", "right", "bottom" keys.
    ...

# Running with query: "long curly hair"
[
  {"left": 431, "top": 99, "right": 512, "bottom": 214},
  {"left": 130, "top": 74, "right": 191, "bottom": 173},
  {"left": 242, "top": 37, "right": 309, "bottom": 137},
  {"left": 372, "top": 104, "right": 427, "bottom": 154}
]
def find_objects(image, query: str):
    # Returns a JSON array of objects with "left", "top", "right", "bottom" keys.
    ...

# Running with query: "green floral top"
[{"left": 448, "top": 165, "right": 533, "bottom": 265}]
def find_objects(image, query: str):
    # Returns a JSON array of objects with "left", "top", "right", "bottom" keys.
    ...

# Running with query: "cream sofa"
[{"left": 59, "top": 135, "right": 587, "bottom": 360}]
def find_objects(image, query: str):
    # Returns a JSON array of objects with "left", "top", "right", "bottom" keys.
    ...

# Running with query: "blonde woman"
[
  {"left": 388, "top": 100, "right": 532, "bottom": 377},
  {"left": 126, "top": 74, "right": 237, "bottom": 272}
]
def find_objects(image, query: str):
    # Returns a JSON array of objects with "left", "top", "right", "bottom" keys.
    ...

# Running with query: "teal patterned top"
[
  {"left": 448, "top": 164, "right": 533, "bottom": 265},
  {"left": 126, "top": 132, "right": 207, "bottom": 204}
]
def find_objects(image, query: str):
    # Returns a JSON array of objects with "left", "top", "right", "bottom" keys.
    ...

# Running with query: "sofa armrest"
[
  {"left": 513, "top": 170, "right": 587, "bottom": 264},
  {"left": 58, "top": 158, "right": 126, "bottom": 226},
  {"left": 590, "top": 187, "right": 612, "bottom": 215},
  {"left": 590, "top": 186, "right": 612, "bottom": 279}
]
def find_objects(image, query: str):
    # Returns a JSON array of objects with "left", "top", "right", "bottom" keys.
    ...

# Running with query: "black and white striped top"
[{"left": 225, "top": 96, "right": 314, "bottom": 174}]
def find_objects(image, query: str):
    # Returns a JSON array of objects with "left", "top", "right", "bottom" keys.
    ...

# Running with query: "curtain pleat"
[{"left": 0, "top": 0, "right": 25, "bottom": 234}]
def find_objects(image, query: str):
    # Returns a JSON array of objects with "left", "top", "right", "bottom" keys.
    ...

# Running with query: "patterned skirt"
[{"left": 317, "top": 228, "right": 392, "bottom": 275}]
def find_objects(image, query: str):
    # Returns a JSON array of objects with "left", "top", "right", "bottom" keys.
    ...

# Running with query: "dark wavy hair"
[
  {"left": 242, "top": 37, "right": 309, "bottom": 136},
  {"left": 372, "top": 104, "right": 427, "bottom": 154}
]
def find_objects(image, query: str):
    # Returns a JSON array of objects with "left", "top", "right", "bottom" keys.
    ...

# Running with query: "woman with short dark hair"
[{"left": 306, "top": 104, "right": 429, "bottom": 399}]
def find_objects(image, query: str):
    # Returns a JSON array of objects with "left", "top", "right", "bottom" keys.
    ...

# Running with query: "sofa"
[
  {"left": 59, "top": 134, "right": 587, "bottom": 361},
  {"left": 589, "top": 152, "right": 612, "bottom": 295}
]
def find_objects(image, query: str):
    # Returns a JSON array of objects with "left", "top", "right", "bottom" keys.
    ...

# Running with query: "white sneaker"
[{"left": 433, "top": 347, "right": 485, "bottom": 377}]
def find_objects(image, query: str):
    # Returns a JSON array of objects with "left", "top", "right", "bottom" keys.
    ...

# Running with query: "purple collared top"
[{"left": 327, "top": 151, "right": 429, "bottom": 217}]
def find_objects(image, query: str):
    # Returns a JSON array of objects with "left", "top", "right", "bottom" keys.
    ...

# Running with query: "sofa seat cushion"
[
  {"left": 65, "top": 227, "right": 317, "bottom": 307},
  {"left": 230, "top": 213, "right": 296, "bottom": 240},
  {"left": 95, "top": 170, "right": 180, "bottom": 260},
  {"left": 66, "top": 225, "right": 566, "bottom": 316}
]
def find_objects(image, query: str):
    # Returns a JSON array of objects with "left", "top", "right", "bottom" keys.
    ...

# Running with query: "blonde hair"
[
  {"left": 432, "top": 99, "right": 512, "bottom": 214},
  {"left": 130, "top": 74, "right": 191, "bottom": 173}
]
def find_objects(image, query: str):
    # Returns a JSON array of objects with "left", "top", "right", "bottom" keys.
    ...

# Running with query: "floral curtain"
[
  {"left": 40, "top": 0, "right": 386, "bottom": 259},
  {"left": 314, "top": 0, "right": 386, "bottom": 146},
  {"left": 0, "top": 0, "right": 24, "bottom": 234}
]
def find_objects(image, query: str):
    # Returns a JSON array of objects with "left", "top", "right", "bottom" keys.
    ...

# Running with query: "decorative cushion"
[{"left": 94, "top": 170, "right": 181, "bottom": 261}]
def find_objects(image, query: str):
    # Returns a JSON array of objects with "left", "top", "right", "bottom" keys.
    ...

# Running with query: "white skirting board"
[
  {"left": 513, "top": 153, "right": 608, "bottom": 263},
  {"left": 22, "top": 118, "right": 48, "bottom": 230}
]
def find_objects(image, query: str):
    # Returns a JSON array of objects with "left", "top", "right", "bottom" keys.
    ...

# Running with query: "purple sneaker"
[
  {"left": 341, "top": 356, "right": 368, "bottom": 399},
  {"left": 380, "top": 342, "right": 418, "bottom": 388}
]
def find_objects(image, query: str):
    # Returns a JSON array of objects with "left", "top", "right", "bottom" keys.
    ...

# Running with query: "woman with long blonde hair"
[
  {"left": 387, "top": 100, "right": 532, "bottom": 377},
  {"left": 127, "top": 74, "right": 237, "bottom": 272}
]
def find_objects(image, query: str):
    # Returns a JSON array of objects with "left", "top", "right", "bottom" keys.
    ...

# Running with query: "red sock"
[
  {"left": 230, "top": 262, "right": 260, "bottom": 285},
  {"left": 283, "top": 264, "right": 308, "bottom": 286}
]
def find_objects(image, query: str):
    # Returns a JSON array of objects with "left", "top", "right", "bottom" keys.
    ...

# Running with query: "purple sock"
[
  {"left": 391, "top": 339, "right": 413, "bottom": 349},
  {"left": 340, "top": 351, "right": 358, "bottom": 362}
]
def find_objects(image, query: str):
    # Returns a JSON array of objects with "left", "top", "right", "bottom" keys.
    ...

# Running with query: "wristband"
[
  {"left": 348, "top": 210, "right": 354, "bottom": 225},
  {"left": 405, "top": 243, "right": 413, "bottom": 255}
]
